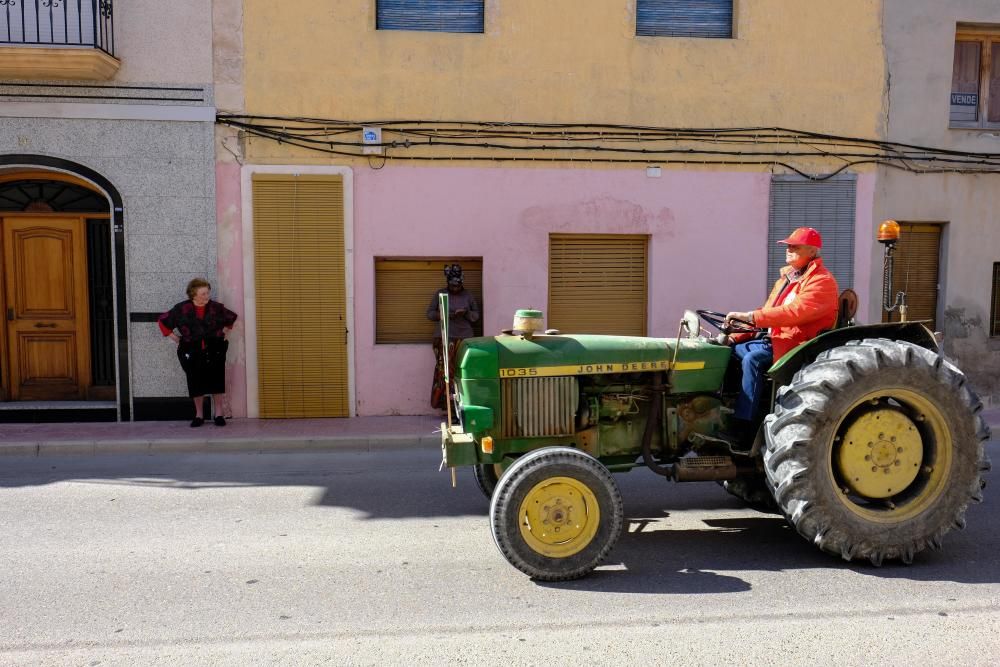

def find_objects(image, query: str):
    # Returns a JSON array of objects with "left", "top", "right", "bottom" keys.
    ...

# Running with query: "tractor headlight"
[{"left": 682, "top": 310, "right": 701, "bottom": 339}]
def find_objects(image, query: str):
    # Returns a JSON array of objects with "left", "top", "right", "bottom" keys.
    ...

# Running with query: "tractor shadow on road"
[
  {"left": 535, "top": 479, "right": 1000, "bottom": 592},
  {"left": 3, "top": 451, "right": 997, "bottom": 589},
  {"left": 538, "top": 508, "right": 1000, "bottom": 593},
  {"left": 536, "top": 512, "right": 812, "bottom": 594}
]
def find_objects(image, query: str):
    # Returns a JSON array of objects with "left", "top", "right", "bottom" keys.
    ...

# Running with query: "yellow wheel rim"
[
  {"left": 518, "top": 476, "right": 601, "bottom": 558},
  {"left": 830, "top": 388, "right": 952, "bottom": 522}
]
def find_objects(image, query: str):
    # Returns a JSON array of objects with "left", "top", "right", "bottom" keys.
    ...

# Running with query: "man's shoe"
[
  {"left": 190, "top": 417, "right": 205, "bottom": 428},
  {"left": 213, "top": 416, "right": 226, "bottom": 427}
]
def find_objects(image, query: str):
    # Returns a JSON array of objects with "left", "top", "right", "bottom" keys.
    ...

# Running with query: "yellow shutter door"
[
  {"left": 548, "top": 234, "right": 648, "bottom": 336},
  {"left": 252, "top": 174, "right": 348, "bottom": 418},
  {"left": 884, "top": 223, "right": 941, "bottom": 329}
]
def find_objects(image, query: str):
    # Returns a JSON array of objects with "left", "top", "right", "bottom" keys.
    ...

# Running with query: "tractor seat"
[{"left": 836, "top": 288, "right": 858, "bottom": 328}]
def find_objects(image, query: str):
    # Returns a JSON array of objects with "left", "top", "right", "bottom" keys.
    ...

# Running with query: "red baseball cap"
[{"left": 778, "top": 227, "right": 822, "bottom": 248}]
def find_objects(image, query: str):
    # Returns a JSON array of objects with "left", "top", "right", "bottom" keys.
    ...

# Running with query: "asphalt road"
[{"left": 1, "top": 443, "right": 998, "bottom": 666}]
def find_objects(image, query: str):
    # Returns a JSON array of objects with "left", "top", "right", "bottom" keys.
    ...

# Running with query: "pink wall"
[
  {"left": 216, "top": 161, "right": 247, "bottom": 417},
  {"left": 216, "top": 164, "right": 876, "bottom": 418},
  {"left": 355, "top": 167, "right": 773, "bottom": 416}
]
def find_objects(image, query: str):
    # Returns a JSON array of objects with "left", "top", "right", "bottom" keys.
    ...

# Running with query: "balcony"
[{"left": 0, "top": 1, "right": 118, "bottom": 80}]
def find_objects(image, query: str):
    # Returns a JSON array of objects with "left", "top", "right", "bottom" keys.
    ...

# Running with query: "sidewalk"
[
  {"left": 0, "top": 409, "right": 996, "bottom": 458},
  {"left": 0, "top": 415, "right": 444, "bottom": 457}
]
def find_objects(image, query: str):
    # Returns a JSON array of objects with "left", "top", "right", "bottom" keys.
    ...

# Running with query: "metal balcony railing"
[{"left": 0, "top": 0, "right": 114, "bottom": 56}]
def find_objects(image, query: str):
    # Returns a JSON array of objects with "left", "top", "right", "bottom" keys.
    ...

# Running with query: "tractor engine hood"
[{"left": 458, "top": 334, "right": 730, "bottom": 393}]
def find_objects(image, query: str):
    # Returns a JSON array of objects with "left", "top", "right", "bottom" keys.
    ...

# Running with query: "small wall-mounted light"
[{"left": 362, "top": 127, "right": 383, "bottom": 155}]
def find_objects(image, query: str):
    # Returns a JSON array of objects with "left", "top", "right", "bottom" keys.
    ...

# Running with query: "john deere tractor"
[{"left": 439, "top": 224, "right": 991, "bottom": 581}]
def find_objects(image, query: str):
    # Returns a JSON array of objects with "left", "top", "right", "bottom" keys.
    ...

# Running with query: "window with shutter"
[
  {"left": 375, "top": 258, "right": 483, "bottom": 344},
  {"left": 636, "top": 0, "right": 733, "bottom": 39},
  {"left": 376, "top": 0, "right": 484, "bottom": 34},
  {"left": 881, "top": 224, "right": 942, "bottom": 330},
  {"left": 950, "top": 27, "right": 1000, "bottom": 128},
  {"left": 767, "top": 176, "right": 856, "bottom": 293},
  {"left": 991, "top": 262, "right": 1000, "bottom": 337},
  {"left": 548, "top": 234, "right": 648, "bottom": 336},
  {"left": 252, "top": 174, "right": 349, "bottom": 418}
]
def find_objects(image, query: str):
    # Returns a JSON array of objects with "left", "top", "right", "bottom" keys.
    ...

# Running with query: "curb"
[
  {"left": 1, "top": 413, "right": 996, "bottom": 459},
  {"left": 0, "top": 434, "right": 443, "bottom": 458}
]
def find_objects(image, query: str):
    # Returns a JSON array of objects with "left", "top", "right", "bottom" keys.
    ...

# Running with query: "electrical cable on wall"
[{"left": 217, "top": 114, "right": 1000, "bottom": 180}]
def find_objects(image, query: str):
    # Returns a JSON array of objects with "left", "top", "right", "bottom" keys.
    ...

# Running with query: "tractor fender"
[{"left": 767, "top": 321, "right": 937, "bottom": 389}]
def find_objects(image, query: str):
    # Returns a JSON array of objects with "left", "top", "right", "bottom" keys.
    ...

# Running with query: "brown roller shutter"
[
  {"left": 883, "top": 223, "right": 941, "bottom": 329},
  {"left": 990, "top": 42, "right": 1000, "bottom": 123},
  {"left": 252, "top": 174, "right": 348, "bottom": 418},
  {"left": 548, "top": 234, "right": 648, "bottom": 336},
  {"left": 952, "top": 40, "right": 982, "bottom": 123},
  {"left": 375, "top": 259, "right": 483, "bottom": 344}
]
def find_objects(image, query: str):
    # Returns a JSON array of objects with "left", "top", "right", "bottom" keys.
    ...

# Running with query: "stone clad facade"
[{"left": 0, "top": 1, "right": 218, "bottom": 420}]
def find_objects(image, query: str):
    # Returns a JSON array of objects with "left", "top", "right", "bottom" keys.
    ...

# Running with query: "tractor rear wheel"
[
  {"left": 763, "top": 339, "right": 991, "bottom": 565},
  {"left": 722, "top": 475, "right": 779, "bottom": 513},
  {"left": 490, "top": 447, "right": 624, "bottom": 581}
]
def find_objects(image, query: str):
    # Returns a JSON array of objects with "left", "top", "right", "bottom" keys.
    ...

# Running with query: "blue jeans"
[{"left": 732, "top": 340, "right": 773, "bottom": 422}]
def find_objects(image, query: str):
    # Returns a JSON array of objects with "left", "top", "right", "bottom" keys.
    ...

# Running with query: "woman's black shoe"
[
  {"left": 213, "top": 416, "right": 226, "bottom": 427},
  {"left": 190, "top": 417, "right": 205, "bottom": 428}
]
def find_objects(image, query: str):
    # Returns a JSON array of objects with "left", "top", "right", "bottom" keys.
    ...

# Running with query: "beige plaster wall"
[
  {"left": 213, "top": 0, "right": 244, "bottom": 112},
  {"left": 243, "top": 0, "right": 885, "bottom": 133},
  {"left": 113, "top": 0, "right": 213, "bottom": 84},
  {"left": 882, "top": 0, "right": 1000, "bottom": 151},
  {"left": 877, "top": 0, "right": 1000, "bottom": 402}
]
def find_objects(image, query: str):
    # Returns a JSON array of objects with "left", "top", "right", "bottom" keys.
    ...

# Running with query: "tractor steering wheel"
[{"left": 696, "top": 309, "right": 764, "bottom": 335}]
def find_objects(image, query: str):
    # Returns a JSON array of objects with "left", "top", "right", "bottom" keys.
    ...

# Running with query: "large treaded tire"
[
  {"left": 473, "top": 463, "right": 501, "bottom": 499},
  {"left": 489, "top": 447, "right": 624, "bottom": 581},
  {"left": 763, "top": 338, "right": 991, "bottom": 565}
]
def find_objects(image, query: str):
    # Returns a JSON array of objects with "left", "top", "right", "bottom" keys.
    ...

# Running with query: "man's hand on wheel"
[{"left": 725, "top": 311, "right": 754, "bottom": 327}]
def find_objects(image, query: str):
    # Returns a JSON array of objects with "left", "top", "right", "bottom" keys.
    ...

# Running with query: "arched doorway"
[{"left": 0, "top": 170, "right": 117, "bottom": 414}]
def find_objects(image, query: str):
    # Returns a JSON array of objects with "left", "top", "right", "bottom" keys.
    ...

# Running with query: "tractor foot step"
[
  {"left": 673, "top": 456, "right": 739, "bottom": 482},
  {"left": 689, "top": 431, "right": 753, "bottom": 455}
]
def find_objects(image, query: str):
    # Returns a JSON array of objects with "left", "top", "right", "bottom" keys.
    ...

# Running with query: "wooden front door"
[{"left": 2, "top": 217, "right": 91, "bottom": 400}]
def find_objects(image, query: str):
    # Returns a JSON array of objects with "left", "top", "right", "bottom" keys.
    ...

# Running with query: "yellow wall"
[{"left": 243, "top": 0, "right": 885, "bottom": 162}]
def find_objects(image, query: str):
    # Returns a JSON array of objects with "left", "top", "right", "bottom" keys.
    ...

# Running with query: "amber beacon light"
[
  {"left": 878, "top": 219, "right": 907, "bottom": 320},
  {"left": 878, "top": 219, "right": 901, "bottom": 244}
]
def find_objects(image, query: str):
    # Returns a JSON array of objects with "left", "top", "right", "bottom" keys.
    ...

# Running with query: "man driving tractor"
[{"left": 723, "top": 226, "right": 840, "bottom": 442}]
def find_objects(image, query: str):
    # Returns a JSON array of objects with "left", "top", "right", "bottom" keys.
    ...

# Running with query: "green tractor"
[{"left": 439, "top": 235, "right": 991, "bottom": 581}]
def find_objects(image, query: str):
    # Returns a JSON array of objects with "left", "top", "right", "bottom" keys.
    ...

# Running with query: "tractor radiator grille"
[{"left": 501, "top": 377, "right": 578, "bottom": 438}]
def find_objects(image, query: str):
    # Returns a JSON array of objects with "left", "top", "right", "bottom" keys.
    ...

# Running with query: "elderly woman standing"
[
  {"left": 426, "top": 264, "right": 480, "bottom": 411},
  {"left": 158, "top": 278, "right": 238, "bottom": 427}
]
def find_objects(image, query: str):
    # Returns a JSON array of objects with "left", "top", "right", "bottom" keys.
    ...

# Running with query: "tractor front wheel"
[
  {"left": 490, "top": 447, "right": 624, "bottom": 581},
  {"left": 763, "top": 339, "right": 990, "bottom": 565}
]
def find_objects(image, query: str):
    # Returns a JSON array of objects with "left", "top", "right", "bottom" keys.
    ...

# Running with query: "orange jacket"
[{"left": 735, "top": 257, "right": 840, "bottom": 361}]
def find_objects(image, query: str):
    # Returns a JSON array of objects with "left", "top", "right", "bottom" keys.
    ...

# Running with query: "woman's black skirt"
[{"left": 177, "top": 338, "right": 229, "bottom": 397}]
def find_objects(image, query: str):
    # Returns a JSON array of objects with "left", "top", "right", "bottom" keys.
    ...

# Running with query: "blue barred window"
[
  {"left": 376, "top": 1, "right": 485, "bottom": 34},
  {"left": 636, "top": 0, "right": 733, "bottom": 39}
]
